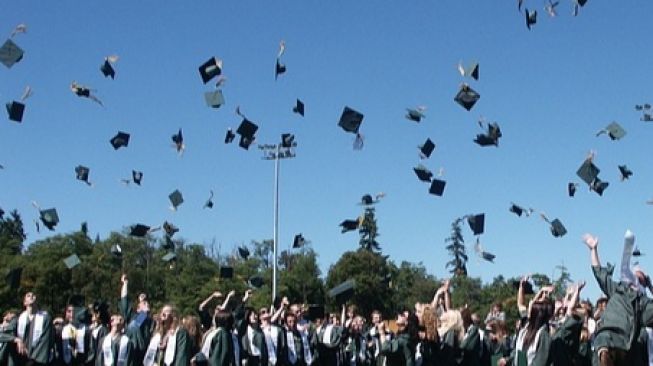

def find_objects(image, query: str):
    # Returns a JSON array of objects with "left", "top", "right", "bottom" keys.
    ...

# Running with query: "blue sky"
[{"left": 1, "top": 1, "right": 653, "bottom": 301}]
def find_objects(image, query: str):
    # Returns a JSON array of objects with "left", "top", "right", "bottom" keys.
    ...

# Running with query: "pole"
[{"left": 273, "top": 145, "right": 280, "bottom": 303}]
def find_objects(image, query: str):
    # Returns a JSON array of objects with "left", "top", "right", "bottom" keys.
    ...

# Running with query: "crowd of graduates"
[{"left": 3, "top": 231, "right": 653, "bottom": 366}]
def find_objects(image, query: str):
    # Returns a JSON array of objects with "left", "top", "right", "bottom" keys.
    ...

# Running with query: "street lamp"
[{"left": 260, "top": 134, "right": 297, "bottom": 302}]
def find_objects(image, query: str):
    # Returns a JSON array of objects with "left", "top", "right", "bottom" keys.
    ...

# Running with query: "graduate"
[
  {"left": 0, "top": 310, "right": 23, "bottom": 366},
  {"left": 316, "top": 313, "right": 343, "bottom": 366},
  {"left": 143, "top": 305, "right": 191, "bottom": 366},
  {"left": 290, "top": 304, "right": 315, "bottom": 366},
  {"left": 365, "top": 310, "right": 392, "bottom": 366},
  {"left": 378, "top": 313, "right": 417, "bottom": 366},
  {"left": 415, "top": 306, "right": 439, "bottom": 366},
  {"left": 459, "top": 308, "right": 481, "bottom": 366},
  {"left": 282, "top": 312, "right": 305, "bottom": 366},
  {"left": 15, "top": 292, "right": 55, "bottom": 366},
  {"left": 199, "top": 310, "right": 233, "bottom": 366},
  {"left": 260, "top": 306, "right": 284, "bottom": 366},
  {"left": 62, "top": 303, "right": 91, "bottom": 366},
  {"left": 86, "top": 302, "right": 109, "bottom": 366},
  {"left": 343, "top": 315, "right": 368, "bottom": 366},
  {"left": 239, "top": 307, "right": 269, "bottom": 366},
  {"left": 118, "top": 274, "right": 153, "bottom": 365},
  {"left": 96, "top": 314, "right": 131, "bottom": 366}
]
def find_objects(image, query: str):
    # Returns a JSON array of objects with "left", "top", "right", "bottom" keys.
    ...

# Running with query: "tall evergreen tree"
[
  {"left": 445, "top": 217, "right": 468, "bottom": 277},
  {"left": 359, "top": 204, "right": 381, "bottom": 251}
]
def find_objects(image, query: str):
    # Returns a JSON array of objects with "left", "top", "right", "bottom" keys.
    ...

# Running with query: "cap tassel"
[
  {"left": 353, "top": 133, "right": 364, "bottom": 150},
  {"left": 10, "top": 24, "right": 27, "bottom": 38},
  {"left": 20, "top": 86, "right": 33, "bottom": 102},
  {"left": 277, "top": 40, "right": 286, "bottom": 59}
]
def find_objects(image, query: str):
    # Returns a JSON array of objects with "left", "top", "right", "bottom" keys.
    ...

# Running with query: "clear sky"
[{"left": 1, "top": 0, "right": 652, "bottom": 301}]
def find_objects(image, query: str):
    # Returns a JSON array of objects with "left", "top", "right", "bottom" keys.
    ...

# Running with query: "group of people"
[{"left": 2, "top": 231, "right": 653, "bottom": 366}]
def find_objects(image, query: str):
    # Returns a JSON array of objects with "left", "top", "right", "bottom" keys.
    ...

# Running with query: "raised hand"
[{"left": 583, "top": 234, "right": 599, "bottom": 250}]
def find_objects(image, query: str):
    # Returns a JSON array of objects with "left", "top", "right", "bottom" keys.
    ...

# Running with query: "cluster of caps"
[
  {"left": 520, "top": 0, "right": 589, "bottom": 31},
  {"left": 339, "top": 193, "right": 384, "bottom": 233},
  {"left": 217, "top": 265, "right": 264, "bottom": 289},
  {"left": 636, "top": 103, "right": 652, "bottom": 122}
]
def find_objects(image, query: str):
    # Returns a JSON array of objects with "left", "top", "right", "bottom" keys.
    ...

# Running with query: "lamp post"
[{"left": 260, "top": 135, "right": 296, "bottom": 302}]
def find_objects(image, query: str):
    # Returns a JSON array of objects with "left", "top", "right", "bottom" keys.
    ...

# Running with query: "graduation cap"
[
  {"left": 596, "top": 122, "right": 626, "bottom": 141},
  {"left": 248, "top": 275, "right": 265, "bottom": 289},
  {"left": 163, "top": 221, "right": 179, "bottom": 237},
  {"left": 162, "top": 252, "right": 177, "bottom": 263},
  {"left": 219, "top": 266, "right": 234, "bottom": 279},
  {"left": 327, "top": 279, "right": 355, "bottom": 304},
  {"left": 467, "top": 214, "right": 485, "bottom": 235},
  {"left": 568, "top": 183, "right": 578, "bottom": 197},
  {"left": 414, "top": 164, "right": 433, "bottom": 182},
  {"left": 204, "top": 90, "right": 225, "bottom": 108},
  {"left": 405, "top": 107, "right": 426, "bottom": 122},
  {"left": 419, "top": 138, "right": 435, "bottom": 159},
  {"left": 458, "top": 62, "right": 479, "bottom": 80},
  {"left": 511, "top": 280, "right": 535, "bottom": 295},
  {"left": 110, "top": 244, "right": 122, "bottom": 258},
  {"left": 545, "top": 0, "right": 559, "bottom": 17},
  {"left": 293, "top": 233, "right": 305, "bottom": 248},
  {"left": 306, "top": 305, "right": 325, "bottom": 321},
  {"left": 338, "top": 106, "right": 364, "bottom": 134},
  {"left": 6, "top": 101, "right": 25, "bottom": 122},
  {"left": 541, "top": 214, "right": 567, "bottom": 237},
  {"left": 509, "top": 203, "right": 531, "bottom": 217},
  {"left": 293, "top": 99, "right": 305, "bottom": 116},
  {"left": 63, "top": 254, "right": 81, "bottom": 269},
  {"left": 619, "top": 165, "right": 633, "bottom": 181},
  {"left": 110, "top": 132, "right": 130, "bottom": 150},
  {"left": 429, "top": 179, "right": 446, "bottom": 196},
  {"left": 100, "top": 58, "right": 116, "bottom": 79},
  {"left": 281, "top": 133, "right": 295, "bottom": 148},
  {"left": 0, "top": 39, "right": 24, "bottom": 68},
  {"left": 224, "top": 128, "right": 236, "bottom": 144},
  {"left": 340, "top": 219, "right": 360, "bottom": 233},
  {"left": 75, "top": 165, "right": 91, "bottom": 185},
  {"left": 204, "top": 190, "right": 214, "bottom": 209},
  {"left": 162, "top": 236, "right": 175, "bottom": 251},
  {"left": 236, "top": 118, "right": 258, "bottom": 150},
  {"left": 171, "top": 128, "right": 184, "bottom": 153},
  {"left": 481, "top": 251, "right": 495, "bottom": 262},
  {"left": 576, "top": 158, "right": 600, "bottom": 186},
  {"left": 199, "top": 57, "right": 223, "bottom": 84},
  {"left": 39, "top": 208, "right": 59, "bottom": 231},
  {"left": 238, "top": 246, "right": 250, "bottom": 260},
  {"left": 590, "top": 178, "right": 609, "bottom": 196},
  {"left": 641, "top": 113, "right": 653, "bottom": 122},
  {"left": 525, "top": 9, "right": 537, "bottom": 30},
  {"left": 169, "top": 190, "right": 184, "bottom": 210},
  {"left": 454, "top": 84, "right": 480, "bottom": 111},
  {"left": 474, "top": 123, "right": 502, "bottom": 147},
  {"left": 573, "top": 0, "right": 588, "bottom": 16},
  {"left": 633, "top": 246, "right": 643, "bottom": 257},
  {"left": 129, "top": 224, "right": 151, "bottom": 237},
  {"left": 360, "top": 194, "right": 375, "bottom": 206},
  {"left": 5, "top": 267, "right": 22, "bottom": 290},
  {"left": 132, "top": 170, "right": 143, "bottom": 185}
]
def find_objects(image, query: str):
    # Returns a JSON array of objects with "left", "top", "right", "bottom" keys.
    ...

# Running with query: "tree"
[
  {"left": 390, "top": 261, "right": 440, "bottom": 312},
  {"left": 445, "top": 218, "right": 468, "bottom": 277},
  {"left": 553, "top": 263, "right": 572, "bottom": 298},
  {"left": 0, "top": 209, "right": 26, "bottom": 256},
  {"left": 359, "top": 204, "right": 381, "bottom": 251},
  {"left": 278, "top": 248, "right": 325, "bottom": 305}
]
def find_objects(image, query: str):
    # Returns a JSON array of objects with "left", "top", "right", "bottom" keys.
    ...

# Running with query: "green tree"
[
  {"left": 0, "top": 209, "right": 26, "bottom": 256},
  {"left": 391, "top": 261, "right": 440, "bottom": 312},
  {"left": 445, "top": 218, "right": 468, "bottom": 277},
  {"left": 359, "top": 205, "right": 381, "bottom": 251}
]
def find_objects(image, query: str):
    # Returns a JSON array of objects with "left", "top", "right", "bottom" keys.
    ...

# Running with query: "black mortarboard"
[
  {"left": 236, "top": 119, "right": 258, "bottom": 150},
  {"left": 219, "top": 266, "right": 233, "bottom": 279},
  {"left": 328, "top": 279, "right": 355, "bottom": 304},
  {"left": 169, "top": 190, "right": 184, "bottom": 210},
  {"left": 467, "top": 214, "right": 485, "bottom": 235},
  {"left": 5, "top": 267, "right": 22, "bottom": 290},
  {"left": 172, "top": 128, "right": 183, "bottom": 152},
  {"left": 642, "top": 113, "right": 653, "bottom": 122},
  {"left": 204, "top": 90, "right": 225, "bottom": 108},
  {"left": 429, "top": 179, "right": 446, "bottom": 196},
  {"left": 163, "top": 221, "right": 179, "bottom": 237},
  {"left": 281, "top": 133, "right": 295, "bottom": 148},
  {"left": 619, "top": 165, "right": 633, "bottom": 180},
  {"left": 511, "top": 280, "right": 535, "bottom": 295},
  {"left": 110, "top": 132, "right": 130, "bottom": 150},
  {"left": 481, "top": 251, "right": 495, "bottom": 263},
  {"left": 275, "top": 59, "right": 286, "bottom": 80},
  {"left": 361, "top": 194, "right": 374, "bottom": 206},
  {"left": 509, "top": 203, "right": 524, "bottom": 217},
  {"left": 576, "top": 159, "right": 600, "bottom": 186},
  {"left": 568, "top": 183, "right": 577, "bottom": 197},
  {"left": 100, "top": 59, "right": 115, "bottom": 79},
  {"left": 204, "top": 190, "right": 214, "bottom": 209},
  {"left": 199, "top": 57, "right": 223, "bottom": 84},
  {"left": 132, "top": 170, "right": 143, "bottom": 185},
  {"left": 248, "top": 275, "right": 265, "bottom": 289},
  {"left": 526, "top": 9, "right": 537, "bottom": 29},
  {"left": 6, "top": 101, "right": 25, "bottom": 122},
  {"left": 474, "top": 123, "right": 502, "bottom": 147},
  {"left": 597, "top": 122, "right": 626, "bottom": 141},
  {"left": 293, "top": 99, "right": 305, "bottom": 116},
  {"left": 306, "top": 305, "right": 325, "bottom": 321},
  {"left": 110, "top": 244, "right": 122, "bottom": 258},
  {"left": 129, "top": 224, "right": 151, "bottom": 237},
  {"left": 0, "top": 39, "right": 24, "bottom": 68},
  {"left": 414, "top": 164, "right": 433, "bottom": 183},
  {"left": 468, "top": 62, "right": 479, "bottom": 81},
  {"left": 405, "top": 108, "right": 425, "bottom": 122},
  {"left": 591, "top": 178, "right": 609, "bottom": 196},
  {"left": 224, "top": 128, "right": 236, "bottom": 144},
  {"left": 40, "top": 208, "right": 59, "bottom": 231},
  {"left": 340, "top": 219, "right": 360, "bottom": 233},
  {"left": 338, "top": 106, "right": 364, "bottom": 134},
  {"left": 75, "top": 165, "right": 91, "bottom": 185},
  {"left": 454, "top": 84, "right": 480, "bottom": 111},
  {"left": 293, "top": 233, "right": 305, "bottom": 248},
  {"left": 549, "top": 219, "right": 567, "bottom": 237},
  {"left": 63, "top": 254, "right": 81, "bottom": 269},
  {"left": 419, "top": 138, "right": 435, "bottom": 159},
  {"left": 162, "top": 252, "right": 177, "bottom": 263},
  {"left": 238, "top": 246, "right": 250, "bottom": 260},
  {"left": 633, "top": 246, "right": 643, "bottom": 257}
]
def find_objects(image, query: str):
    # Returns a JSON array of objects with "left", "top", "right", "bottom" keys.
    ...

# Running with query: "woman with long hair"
[
  {"left": 498, "top": 299, "right": 553, "bottom": 366},
  {"left": 438, "top": 309, "right": 464, "bottom": 366},
  {"left": 182, "top": 315, "right": 203, "bottom": 358},
  {"left": 198, "top": 310, "right": 234, "bottom": 366},
  {"left": 379, "top": 313, "right": 416, "bottom": 366},
  {"left": 143, "top": 305, "right": 191, "bottom": 366},
  {"left": 417, "top": 306, "right": 440, "bottom": 366}
]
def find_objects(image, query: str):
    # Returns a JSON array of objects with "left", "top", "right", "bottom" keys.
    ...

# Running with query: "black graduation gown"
[
  {"left": 316, "top": 325, "right": 343, "bottom": 366},
  {"left": 241, "top": 326, "right": 269, "bottom": 366}
]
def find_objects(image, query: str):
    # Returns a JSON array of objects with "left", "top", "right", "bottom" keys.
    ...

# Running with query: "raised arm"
[
  {"left": 443, "top": 280, "right": 452, "bottom": 311},
  {"left": 119, "top": 274, "right": 131, "bottom": 320},
  {"left": 199, "top": 291, "right": 223, "bottom": 311},
  {"left": 565, "top": 281, "right": 585, "bottom": 317},
  {"left": 583, "top": 234, "right": 600, "bottom": 267},
  {"left": 218, "top": 290, "right": 236, "bottom": 311},
  {"left": 517, "top": 275, "right": 528, "bottom": 314},
  {"left": 271, "top": 297, "right": 288, "bottom": 324}
]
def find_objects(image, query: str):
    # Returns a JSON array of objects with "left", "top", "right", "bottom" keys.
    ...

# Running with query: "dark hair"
[
  {"left": 214, "top": 310, "right": 232, "bottom": 330},
  {"left": 460, "top": 308, "right": 472, "bottom": 329},
  {"left": 523, "top": 299, "right": 553, "bottom": 349}
]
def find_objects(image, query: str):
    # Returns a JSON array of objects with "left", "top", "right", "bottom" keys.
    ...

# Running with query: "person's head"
[
  {"left": 460, "top": 307, "right": 473, "bottom": 329},
  {"left": 347, "top": 304, "right": 357, "bottom": 319},
  {"left": 290, "top": 304, "right": 302, "bottom": 318},
  {"left": 395, "top": 314, "right": 407, "bottom": 334},
  {"left": 471, "top": 313, "right": 481, "bottom": 326},
  {"left": 110, "top": 315, "right": 124, "bottom": 332},
  {"left": 328, "top": 313, "right": 339, "bottom": 326},
  {"left": 159, "top": 304, "right": 179, "bottom": 330},
  {"left": 523, "top": 298, "right": 553, "bottom": 349},
  {"left": 259, "top": 307, "right": 271, "bottom": 325},
  {"left": 65, "top": 305, "right": 75, "bottom": 322},
  {"left": 492, "top": 303, "right": 503, "bottom": 313},
  {"left": 136, "top": 293, "right": 149, "bottom": 313},
  {"left": 351, "top": 316, "right": 364, "bottom": 333},
  {"left": 182, "top": 315, "right": 203, "bottom": 348},
  {"left": 2, "top": 311, "right": 16, "bottom": 325},
  {"left": 419, "top": 306, "right": 438, "bottom": 343},
  {"left": 244, "top": 308, "right": 258, "bottom": 326},
  {"left": 214, "top": 310, "right": 232, "bottom": 330},
  {"left": 23, "top": 292, "right": 36, "bottom": 308},
  {"left": 371, "top": 310, "right": 382, "bottom": 325},
  {"left": 285, "top": 312, "right": 297, "bottom": 329},
  {"left": 53, "top": 317, "right": 64, "bottom": 335},
  {"left": 437, "top": 310, "right": 464, "bottom": 342}
]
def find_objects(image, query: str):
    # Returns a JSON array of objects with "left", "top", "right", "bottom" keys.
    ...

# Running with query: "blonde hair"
[
  {"left": 437, "top": 310, "right": 464, "bottom": 342},
  {"left": 420, "top": 305, "right": 439, "bottom": 342}
]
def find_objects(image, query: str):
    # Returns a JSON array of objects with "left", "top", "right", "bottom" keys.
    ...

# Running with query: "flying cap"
[
  {"left": 169, "top": 190, "right": 184, "bottom": 210},
  {"left": 454, "top": 84, "right": 480, "bottom": 111},
  {"left": 199, "top": 57, "right": 223, "bottom": 84},
  {"left": 509, "top": 203, "right": 531, "bottom": 217},
  {"left": 0, "top": 39, "right": 24, "bottom": 68},
  {"left": 414, "top": 164, "right": 433, "bottom": 183},
  {"left": 328, "top": 279, "right": 355, "bottom": 304},
  {"left": 281, "top": 133, "right": 295, "bottom": 148},
  {"left": 236, "top": 118, "right": 258, "bottom": 150},
  {"left": 63, "top": 254, "right": 81, "bottom": 269},
  {"left": 467, "top": 214, "right": 485, "bottom": 235},
  {"left": 549, "top": 219, "right": 567, "bottom": 237},
  {"left": 204, "top": 90, "right": 225, "bottom": 109},
  {"left": 132, "top": 170, "right": 143, "bottom": 185},
  {"left": 340, "top": 219, "right": 360, "bottom": 233},
  {"left": 40, "top": 208, "right": 59, "bottom": 231},
  {"left": 238, "top": 246, "right": 250, "bottom": 260},
  {"left": 248, "top": 276, "right": 265, "bottom": 289},
  {"left": 275, "top": 59, "right": 286, "bottom": 80},
  {"left": 568, "top": 183, "right": 578, "bottom": 197},
  {"left": 474, "top": 123, "right": 502, "bottom": 147},
  {"left": 75, "top": 165, "right": 91, "bottom": 185},
  {"left": 100, "top": 59, "right": 115, "bottom": 79},
  {"left": 224, "top": 128, "right": 236, "bottom": 144},
  {"left": 171, "top": 129, "right": 184, "bottom": 153},
  {"left": 163, "top": 221, "right": 179, "bottom": 237},
  {"left": 406, "top": 107, "right": 426, "bottom": 122},
  {"left": 293, "top": 233, "right": 305, "bottom": 248},
  {"left": 129, "top": 224, "right": 151, "bottom": 237},
  {"left": 429, "top": 179, "right": 446, "bottom": 196},
  {"left": 419, "top": 138, "right": 435, "bottom": 159},
  {"left": 338, "top": 106, "right": 364, "bottom": 134},
  {"left": 204, "top": 190, "right": 214, "bottom": 209},
  {"left": 219, "top": 266, "right": 234, "bottom": 279},
  {"left": 526, "top": 9, "right": 537, "bottom": 29},
  {"left": 590, "top": 178, "right": 609, "bottom": 196},
  {"left": 6, "top": 101, "right": 25, "bottom": 122},
  {"left": 597, "top": 122, "right": 626, "bottom": 141},
  {"left": 576, "top": 158, "right": 600, "bottom": 186},
  {"left": 293, "top": 99, "right": 304, "bottom": 116},
  {"left": 619, "top": 165, "right": 633, "bottom": 181},
  {"left": 110, "top": 132, "right": 130, "bottom": 150}
]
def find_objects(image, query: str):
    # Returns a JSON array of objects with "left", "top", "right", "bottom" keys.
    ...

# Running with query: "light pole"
[{"left": 260, "top": 134, "right": 296, "bottom": 302}]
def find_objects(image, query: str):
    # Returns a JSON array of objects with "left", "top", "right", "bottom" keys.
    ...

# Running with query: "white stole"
[
  {"left": 247, "top": 326, "right": 261, "bottom": 356},
  {"left": 263, "top": 325, "right": 278, "bottom": 364},
  {"left": 647, "top": 328, "right": 653, "bottom": 366},
  {"left": 164, "top": 328, "right": 179, "bottom": 366},
  {"left": 349, "top": 336, "right": 366, "bottom": 365},
  {"left": 17, "top": 311, "right": 45, "bottom": 346},
  {"left": 286, "top": 330, "right": 297, "bottom": 364},
  {"left": 101, "top": 334, "right": 129, "bottom": 366},
  {"left": 298, "top": 326, "right": 312, "bottom": 365},
  {"left": 322, "top": 325, "right": 333, "bottom": 345},
  {"left": 415, "top": 341, "right": 423, "bottom": 366},
  {"left": 200, "top": 328, "right": 219, "bottom": 358},
  {"left": 515, "top": 326, "right": 544, "bottom": 365},
  {"left": 62, "top": 324, "right": 86, "bottom": 363},
  {"left": 143, "top": 333, "right": 161, "bottom": 366}
]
